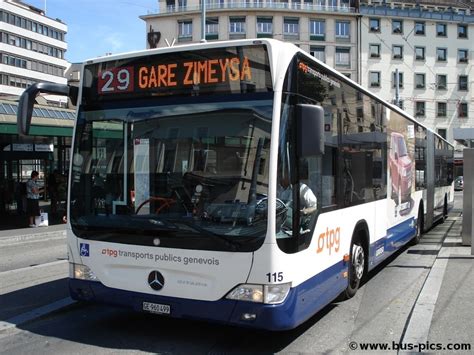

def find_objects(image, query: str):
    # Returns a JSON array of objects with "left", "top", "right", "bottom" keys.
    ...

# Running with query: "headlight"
[
  {"left": 70, "top": 263, "right": 99, "bottom": 281},
  {"left": 226, "top": 284, "right": 263, "bottom": 303},
  {"left": 226, "top": 283, "right": 291, "bottom": 304},
  {"left": 264, "top": 283, "right": 291, "bottom": 304}
]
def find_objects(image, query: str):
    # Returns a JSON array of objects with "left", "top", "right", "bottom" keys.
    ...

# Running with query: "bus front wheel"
[{"left": 343, "top": 237, "right": 365, "bottom": 299}]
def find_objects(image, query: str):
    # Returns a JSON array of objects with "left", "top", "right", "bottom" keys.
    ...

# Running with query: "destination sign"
[{"left": 83, "top": 45, "right": 271, "bottom": 103}]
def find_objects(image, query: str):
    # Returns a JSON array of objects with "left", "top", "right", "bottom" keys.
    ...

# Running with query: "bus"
[{"left": 17, "top": 39, "right": 454, "bottom": 330}]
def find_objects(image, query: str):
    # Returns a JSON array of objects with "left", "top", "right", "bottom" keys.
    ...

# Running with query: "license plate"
[{"left": 143, "top": 301, "right": 171, "bottom": 315}]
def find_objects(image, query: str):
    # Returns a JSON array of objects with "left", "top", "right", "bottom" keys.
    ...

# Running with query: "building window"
[
  {"left": 335, "top": 21, "right": 350, "bottom": 40},
  {"left": 436, "top": 48, "right": 447, "bottom": 61},
  {"left": 415, "top": 73, "right": 425, "bottom": 89},
  {"left": 340, "top": 0, "right": 350, "bottom": 9},
  {"left": 283, "top": 18, "right": 299, "bottom": 37},
  {"left": 458, "top": 49, "right": 468, "bottom": 63},
  {"left": 415, "top": 46, "right": 425, "bottom": 60},
  {"left": 459, "top": 75, "right": 468, "bottom": 91},
  {"left": 437, "top": 102, "right": 447, "bottom": 118},
  {"left": 392, "top": 71, "right": 403, "bottom": 88},
  {"left": 206, "top": 18, "right": 219, "bottom": 40},
  {"left": 166, "top": 0, "right": 175, "bottom": 11},
  {"left": 458, "top": 24, "right": 468, "bottom": 38},
  {"left": 437, "top": 129, "right": 447, "bottom": 140},
  {"left": 178, "top": 0, "right": 187, "bottom": 9},
  {"left": 369, "top": 71, "right": 381, "bottom": 87},
  {"left": 392, "top": 19, "right": 403, "bottom": 34},
  {"left": 415, "top": 101, "right": 425, "bottom": 117},
  {"left": 310, "top": 46, "right": 325, "bottom": 62},
  {"left": 415, "top": 21, "right": 425, "bottom": 35},
  {"left": 257, "top": 17, "right": 273, "bottom": 37},
  {"left": 335, "top": 47, "right": 350, "bottom": 67},
  {"left": 309, "top": 19, "right": 325, "bottom": 40},
  {"left": 392, "top": 45, "right": 403, "bottom": 59},
  {"left": 369, "top": 44, "right": 380, "bottom": 58},
  {"left": 0, "top": 9, "right": 66, "bottom": 42},
  {"left": 369, "top": 18, "right": 380, "bottom": 32},
  {"left": 458, "top": 102, "right": 468, "bottom": 118},
  {"left": 178, "top": 20, "right": 192, "bottom": 39},
  {"left": 229, "top": 17, "right": 245, "bottom": 35},
  {"left": 436, "top": 23, "right": 447, "bottom": 37},
  {"left": 436, "top": 75, "right": 447, "bottom": 90}
]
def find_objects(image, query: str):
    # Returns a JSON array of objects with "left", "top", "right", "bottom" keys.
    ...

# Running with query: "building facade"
[
  {"left": 0, "top": 0, "right": 68, "bottom": 105},
  {"left": 141, "top": 0, "right": 360, "bottom": 80},
  {"left": 359, "top": 0, "right": 473, "bottom": 148},
  {"left": 0, "top": 0, "right": 72, "bottom": 225},
  {"left": 141, "top": 0, "right": 473, "bottom": 155}
]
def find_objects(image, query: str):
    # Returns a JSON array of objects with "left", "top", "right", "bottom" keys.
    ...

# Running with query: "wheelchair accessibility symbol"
[{"left": 80, "top": 243, "right": 90, "bottom": 257}]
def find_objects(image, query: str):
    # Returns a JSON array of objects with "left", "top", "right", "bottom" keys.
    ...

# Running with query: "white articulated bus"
[{"left": 17, "top": 39, "right": 453, "bottom": 330}]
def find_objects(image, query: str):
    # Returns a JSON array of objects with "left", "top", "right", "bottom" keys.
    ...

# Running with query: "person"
[
  {"left": 26, "top": 171, "right": 42, "bottom": 228},
  {"left": 277, "top": 173, "right": 317, "bottom": 234},
  {"left": 278, "top": 174, "right": 317, "bottom": 215}
]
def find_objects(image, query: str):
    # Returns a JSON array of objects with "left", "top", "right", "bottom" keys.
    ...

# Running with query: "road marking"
[
  {"left": 0, "top": 297, "right": 76, "bottom": 332},
  {"left": 402, "top": 257, "right": 449, "bottom": 344},
  {"left": 401, "top": 217, "right": 457, "bottom": 344},
  {"left": 0, "top": 260, "right": 68, "bottom": 277}
]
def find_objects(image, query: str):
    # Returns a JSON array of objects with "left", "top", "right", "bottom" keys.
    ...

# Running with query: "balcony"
[
  {"left": 360, "top": 4, "right": 474, "bottom": 23},
  {"left": 149, "top": 2, "right": 356, "bottom": 16}
]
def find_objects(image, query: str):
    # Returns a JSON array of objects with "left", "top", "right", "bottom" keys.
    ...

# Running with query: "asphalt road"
[{"left": 0, "top": 193, "right": 465, "bottom": 354}]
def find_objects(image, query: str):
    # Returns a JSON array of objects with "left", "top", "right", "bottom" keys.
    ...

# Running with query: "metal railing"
[
  {"left": 150, "top": 2, "right": 356, "bottom": 15},
  {"left": 360, "top": 5, "right": 474, "bottom": 23}
]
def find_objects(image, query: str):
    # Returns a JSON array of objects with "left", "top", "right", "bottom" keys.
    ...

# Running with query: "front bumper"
[
  {"left": 70, "top": 279, "right": 302, "bottom": 330},
  {"left": 69, "top": 259, "right": 347, "bottom": 331}
]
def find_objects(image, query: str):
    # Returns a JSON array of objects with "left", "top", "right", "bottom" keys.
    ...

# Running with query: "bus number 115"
[{"left": 266, "top": 272, "right": 283, "bottom": 282}]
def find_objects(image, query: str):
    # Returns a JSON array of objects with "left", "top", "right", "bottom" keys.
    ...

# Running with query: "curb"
[{"left": 0, "top": 230, "right": 66, "bottom": 245}]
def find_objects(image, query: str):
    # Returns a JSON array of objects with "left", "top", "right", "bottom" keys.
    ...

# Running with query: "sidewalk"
[
  {"left": 0, "top": 223, "right": 66, "bottom": 244},
  {"left": 428, "top": 212, "right": 474, "bottom": 347},
  {"left": 402, "top": 204, "right": 474, "bottom": 348}
]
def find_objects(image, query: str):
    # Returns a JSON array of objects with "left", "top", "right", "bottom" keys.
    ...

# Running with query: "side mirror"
[
  {"left": 17, "top": 83, "right": 78, "bottom": 135},
  {"left": 296, "top": 104, "right": 325, "bottom": 157}
]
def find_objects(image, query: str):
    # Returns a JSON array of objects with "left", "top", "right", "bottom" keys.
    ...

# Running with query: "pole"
[
  {"left": 201, "top": 0, "right": 206, "bottom": 43},
  {"left": 462, "top": 149, "right": 473, "bottom": 254},
  {"left": 395, "top": 68, "right": 400, "bottom": 108}
]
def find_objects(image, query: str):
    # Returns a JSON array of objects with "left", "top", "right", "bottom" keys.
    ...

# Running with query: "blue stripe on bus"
[
  {"left": 369, "top": 217, "right": 416, "bottom": 270},
  {"left": 68, "top": 218, "right": 417, "bottom": 330},
  {"left": 69, "top": 259, "right": 348, "bottom": 331}
]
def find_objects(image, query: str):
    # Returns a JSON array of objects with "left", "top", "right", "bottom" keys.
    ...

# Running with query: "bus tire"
[
  {"left": 343, "top": 235, "right": 366, "bottom": 299},
  {"left": 412, "top": 206, "right": 424, "bottom": 245}
]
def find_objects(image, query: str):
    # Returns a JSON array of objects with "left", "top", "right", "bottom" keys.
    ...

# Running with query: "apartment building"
[
  {"left": 359, "top": 0, "right": 473, "bottom": 147},
  {"left": 141, "top": 0, "right": 360, "bottom": 80},
  {"left": 141, "top": 0, "right": 473, "bottom": 152},
  {"left": 0, "top": 0, "right": 68, "bottom": 105}
]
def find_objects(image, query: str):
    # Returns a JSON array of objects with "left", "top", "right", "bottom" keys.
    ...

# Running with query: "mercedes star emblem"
[{"left": 148, "top": 270, "right": 165, "bottom": 291}]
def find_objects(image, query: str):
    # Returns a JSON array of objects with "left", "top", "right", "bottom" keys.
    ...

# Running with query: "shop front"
[{"left": 0, "top": 99, "right": 74, "bottom": 227}]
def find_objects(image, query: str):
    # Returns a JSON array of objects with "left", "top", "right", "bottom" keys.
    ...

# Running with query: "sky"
[{"left": 27, "top": 0, "right": 159, "bottom": 63}]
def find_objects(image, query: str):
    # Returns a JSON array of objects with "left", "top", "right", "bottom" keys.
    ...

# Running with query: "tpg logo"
[
  {"left": 80, "top": 243, "right": 90, "bottom": 257},
  {"left": 316, "top": 227, "right": 341, "bottom": 255}
]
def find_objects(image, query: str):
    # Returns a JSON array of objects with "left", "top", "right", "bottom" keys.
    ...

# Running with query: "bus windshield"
[{"left": 70, "top": 95, "right": 274, "bottom": 252}]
